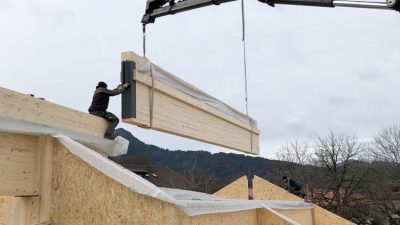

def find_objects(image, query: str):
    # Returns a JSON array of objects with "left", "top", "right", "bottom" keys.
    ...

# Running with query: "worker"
[
  {"left": 88, "top": 81, "right": 129, "bottom": 139},
  {"left": 282, "top": 176, "right": 304, "bottom": 197}
]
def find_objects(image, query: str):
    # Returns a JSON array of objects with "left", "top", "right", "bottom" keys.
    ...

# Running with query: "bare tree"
[
  {"left": 372, "top": 125, "right": 400, "bottom": 180},
  {"left": 276, "top": 140, "right": 311, "bottom": 165},
  {"left": 276, "top": 140, "right": 311, "bottom": 185},
  {"left": 312, "top": 131, "right": 368, "bottom": 216},
  {"left": 367, "top": 125, "right": 400, "bottom": 224},
  {"left": 185, "top": 169, "right": 219, "bottom": 193},
  {"left": 183, "top": 155, "right": 219, "bottom": 193}
]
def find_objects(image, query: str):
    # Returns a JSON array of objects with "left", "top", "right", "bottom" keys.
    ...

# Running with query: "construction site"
[{"left": 1, "top": 0, "right": 399, "bottom": 224}]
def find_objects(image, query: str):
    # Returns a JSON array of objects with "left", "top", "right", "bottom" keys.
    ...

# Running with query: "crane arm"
[{"left": 142, "top": 0, "right": 399, "bottom": 24}]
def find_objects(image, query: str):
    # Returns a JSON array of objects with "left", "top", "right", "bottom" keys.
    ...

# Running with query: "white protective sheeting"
[
  {"left": 0, "top": 114, "right": 128, "bottom": 156},
  {"left": 138, "top": 62, "right": 257, "bottom": 127},
  {"left": 56, "top": 135, "right": 313, "bottom": 217},
  {"left": 0, "top": 113, "right": 312, "bottom": 220}
]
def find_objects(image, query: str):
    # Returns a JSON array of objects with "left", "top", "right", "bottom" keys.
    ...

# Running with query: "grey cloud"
[
  {"left": 0, "top": 0, "right": 12, "bottom": 9},
  {"left": 356, "top": 71, "right": 382, "bottom": 82},
  {"left": 327, "top": 96, "right": 356, "bottom": 107}
]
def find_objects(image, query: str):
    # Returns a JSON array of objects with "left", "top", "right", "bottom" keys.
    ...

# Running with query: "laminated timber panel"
[
  {"left": 0, "top": 196, "right": 9, "bottom": 225},
  {"left": 121, "top": 51, "right": 260, "bottom": 155},
  {"left": 51, "top": 141, "right": 259, "bottom": 225},
  {"left": 0, "top": 87, "right": 108, "bottom": 137},
  {"left": 0, "top": 135, "right": 53, "bottom": 225},
  {"left": 0, "top": 132, "right": 38, "bottom": 196}
]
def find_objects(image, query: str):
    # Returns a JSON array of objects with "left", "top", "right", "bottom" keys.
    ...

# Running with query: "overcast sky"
[{"left": 1, "top": 0, "right": 399, "bottom": 158}]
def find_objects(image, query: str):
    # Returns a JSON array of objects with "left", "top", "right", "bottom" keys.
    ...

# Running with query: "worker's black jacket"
[{"left": 88, "top": 87, "right": 126, "bottom": 112}]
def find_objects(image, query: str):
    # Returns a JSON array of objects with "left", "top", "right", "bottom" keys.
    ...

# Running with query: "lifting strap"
[
  {"left": 149, "top": 64, "right": 155, "bottom": 128},
  {"left": 241, "top": 0, "right": 255, "bottom": 152},
  {"left": 143, "top": 24, "right": 147, "bottom": 58}
]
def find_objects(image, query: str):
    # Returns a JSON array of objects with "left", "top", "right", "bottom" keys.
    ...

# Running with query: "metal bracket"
[{"left": 121, "top": 61, "right": 136, "bottom": 119}]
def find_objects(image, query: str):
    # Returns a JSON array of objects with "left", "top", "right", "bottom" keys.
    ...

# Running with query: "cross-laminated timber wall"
[{"left": 121, "top": 51, "right": 260, "bottom": 154}]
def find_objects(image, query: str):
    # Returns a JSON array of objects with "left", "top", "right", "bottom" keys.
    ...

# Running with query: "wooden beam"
[
  {"left": 36, "top": 136, "right": 53, "bottom": 223},
  {"left": 121, "top": 51, "right": 260, "bottom": 154},
  {"left": 0, "top": 87, "right": 108, "bottom": 137}
]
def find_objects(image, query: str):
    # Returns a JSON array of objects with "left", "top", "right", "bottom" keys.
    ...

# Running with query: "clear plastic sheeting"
[
  {"left": 161, "top": 188, "right": 313, "bottom": 216},
  {"left": 0, "top": 113, "right": 312, "bottom": 221},
  {"left": 137, "top": 62, "right": 257, "bottom": 127},
  {"left": 0, "top": 114, "right": 128, "bottom": 156},
  {"left": 56, "top": 135, "right": 313, "bottom": 218}
]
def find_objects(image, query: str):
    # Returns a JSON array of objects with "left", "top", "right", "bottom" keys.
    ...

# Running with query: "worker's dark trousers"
[{"left": 89, "top": 111, "right": 119, "bottom": 138}]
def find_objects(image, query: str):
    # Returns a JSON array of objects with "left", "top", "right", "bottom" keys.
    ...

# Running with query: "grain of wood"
[
  {"left": 122, "top": 51, "right": 260, "bottom": 154},
  {"left": 51, "top": 141, "right": 259, "bottom": 225},
  {"left": 36, "top": 136, "right": 53, "bottom": 223},
  {"left": 0, "top": 132, "right": 38, "bottom": 196},
  {"left": 215, "top": 175, "right": 355, "bottom": 225},
  {"left": 0, "top": 87, "right": 108, "bottom": 137},
  {"left": 257, "top": 209, "right": 292, "bottom": 225},
  {"left": 0, "top": 197, "right": 7, "bottom": 225},
  {"left": 275, "top": 209, "right": 313, "bottom": 225}
]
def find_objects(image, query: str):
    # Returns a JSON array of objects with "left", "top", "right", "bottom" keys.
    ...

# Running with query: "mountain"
[{"left": 115, "top": 128, "right": 307, "bottom": 193}]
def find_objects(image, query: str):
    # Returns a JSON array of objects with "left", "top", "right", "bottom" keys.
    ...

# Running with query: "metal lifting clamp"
[{"left": 141, "top": 0, "right": 399, "bottom": 25}]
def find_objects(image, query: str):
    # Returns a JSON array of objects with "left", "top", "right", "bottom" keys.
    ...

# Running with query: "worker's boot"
[{"left": 104, "top": 131, "right": 116, "bottom": 140}]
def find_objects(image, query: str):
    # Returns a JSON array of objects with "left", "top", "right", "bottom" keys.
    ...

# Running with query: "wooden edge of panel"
[
  {"left": 134, "top": 72, "right": 260, "bottom": 134},
  {"left": 121, "top": 51, "right": 148, "bottom": 67},
  {"left": 123, "top": 118, "right": 259, "bottom": 155},
  {"left": 0, "top": 87, "right": 108, "bottom": 137}
]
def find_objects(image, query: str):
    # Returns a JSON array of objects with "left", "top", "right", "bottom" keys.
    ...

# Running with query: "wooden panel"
[
  {"left": 215, "top": 175, "right": 355, "bottom": 225},
  {"left": 0, "top": 136, "right": 54, "bottom": 225},
  {"left": 214, "top": 176, "right": 249, "bottom": 199},
  {"left": 4, "top": 197, "right": 39, "bottom": 225},
  {"left": 51, "top": 141, "right": 259, "bottom": 225},
  {"left": 0, "top": 196, "right": 9, "bottom": 225},
  {"left": 314, "top": 207, "right": 355, "bottom": 225},
  {"left": 275, "top": 209, "right": 314, "bottom": 225},
  {"left": 0, "top": 133, "right": 37, "bottom": 196},
  {"left": 258, "top": 209, "right": 292, "bottom": 225},
  {"left": 37, "top": 136, "right": 53, "bottom": 223},
  {"left": 0, "top": 87, "right": 108, "bottom": 137},
  {"left": 122, "top": 51, "right": 260, "bottom": 155}
]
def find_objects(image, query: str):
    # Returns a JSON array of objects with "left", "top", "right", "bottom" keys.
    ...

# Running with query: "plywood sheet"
[
  {"left": 121, "top": 51, "right": 260, "bottom": 155},
  {"left": 51, "top": 141, "right": 259, "bottom": 225},
  {"left": 257, "top": 209, "right": 292, "bottom": 225},
  {"left": 252, "top": 176, "right": 355, "bottom": 225},
  {"left": 214, "top": 176, "right": 249, "bottom": 199},
  {"left": 275, "top": 209, "right": 313, "bottom": 225}
]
